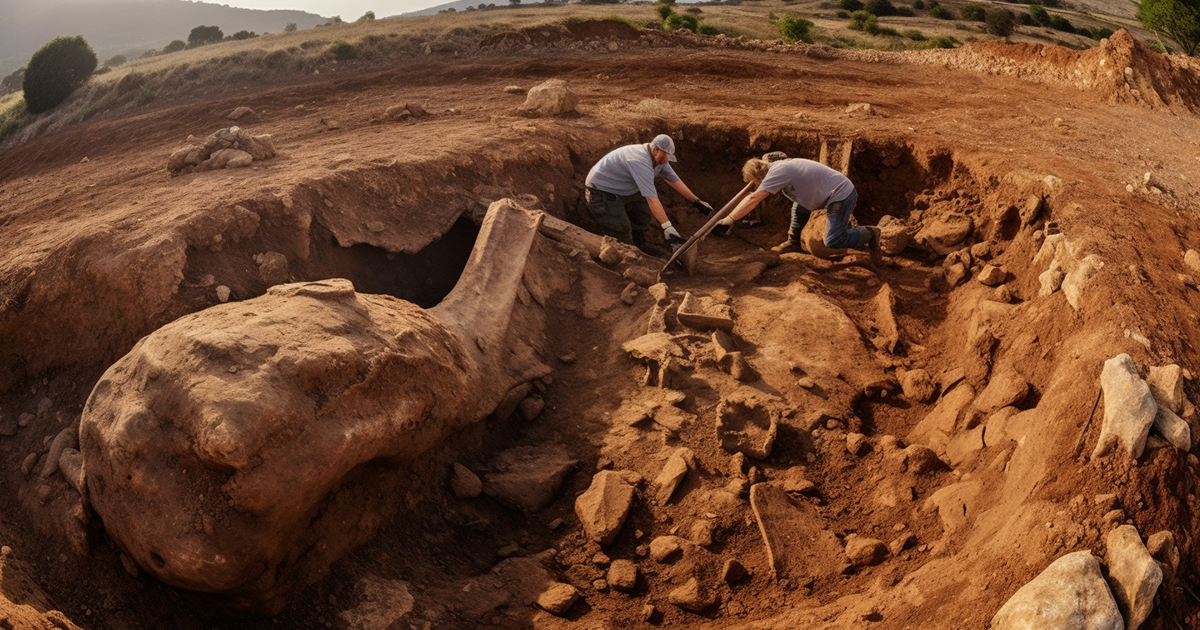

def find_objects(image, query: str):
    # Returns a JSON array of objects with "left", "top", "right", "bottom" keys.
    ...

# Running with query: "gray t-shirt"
[
  {"left": 585, "top": 143, "right": 680, "bottom": 198},
  {"left": 757, "top": 158, "right": 854, "bottom": 212}
]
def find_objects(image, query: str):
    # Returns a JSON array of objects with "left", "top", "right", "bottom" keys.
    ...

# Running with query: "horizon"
[{"left": 204, "top": 0, "right": 465, "bottom": 18}]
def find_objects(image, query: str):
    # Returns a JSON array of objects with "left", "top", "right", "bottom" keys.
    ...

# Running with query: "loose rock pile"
[{"left": 167, "top": 125, "right": 276, "bottom": 174}]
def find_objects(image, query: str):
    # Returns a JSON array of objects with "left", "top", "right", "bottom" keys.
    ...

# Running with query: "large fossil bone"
[{"left": 79, "top": 200, "right": 554, "bottom": 608}]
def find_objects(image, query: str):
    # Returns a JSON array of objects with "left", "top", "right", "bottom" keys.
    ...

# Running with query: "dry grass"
[{"left": 0, "top": 0, "right": 1143, "bottom": 148}]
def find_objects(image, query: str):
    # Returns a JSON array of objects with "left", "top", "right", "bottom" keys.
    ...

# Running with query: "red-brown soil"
[{"left": 2, "top": 25, "right": 1200, "bottom": 630}]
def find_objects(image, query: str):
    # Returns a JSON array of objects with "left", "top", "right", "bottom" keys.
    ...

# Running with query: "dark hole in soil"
[{"left": 306, "top": 217, "right": 479, "bottom": 308}]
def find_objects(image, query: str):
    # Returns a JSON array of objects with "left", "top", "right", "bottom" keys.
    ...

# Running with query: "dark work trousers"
[{"left": 587, "top": 187, "right": 652, "bottom": 250}]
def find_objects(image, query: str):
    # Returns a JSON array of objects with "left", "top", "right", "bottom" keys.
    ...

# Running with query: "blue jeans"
[{"left": 789, "top": 189, "right": 869, "bottom": 249}]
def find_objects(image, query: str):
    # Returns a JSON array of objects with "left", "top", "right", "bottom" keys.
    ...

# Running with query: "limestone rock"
[
  {"left": 716, "top": 389, "right": 779, "bottom": 459},
  {"left": 1092, "top": 354, "right": 1156, "bottom": 460},
  {"left": 973, "top": 368, "right": 1030, "bottom": 413},
  {"left": 799, "top": 213, "right": 844, "bottom": 259},
  {"left": 750, "top": 482, "right": 847, "bottom": 581},
  {"left": 575, "top": 470, "right": 640, "bottom": 545},
  {"left": 846, "top": 432, "right": 869, "bottom": 456},
  {"left": 1063, "top": 255, "right": 1104, "bottom": 310},
  {"left": 903, "top": 444, "right": 946, "bottom": 475},
  {"left": 677, "top": 292, "right": 734, "bottom": 331},
  {"left": 516, "top": 79, "right": 579, "bottom": 117},
  {"left": 1153, "top": 405, "right": 1190, "bottom": 451},
  {"left": 1146, "top": 531, "right": 1179, "bottom": 572},
  {"left": 878, "top": 217, "right": 910, "bottom": 254},
  {"left": 257, "top": 252, "right": 289, "bottom": 287},
  {"left": 721, "top": 559, "right": 749, "bottom": 584},
  {"left": 339, "top": 575, "right": 414, "bottom": 630},
  {"left": 1185, "top": 249, "right": 1200, "bottom": 274},
  {"left": 667, "top": 578, "right": 715, "bottom": 612},
  {"left": 653, "top": 448, "right": 693, "bottom": 504},
  {"left": 900, "top": 369, "right": 936, "bottom": 404},
  {"left": 485, "top": 445, "right": 578, "bottom": 512},
  {"left": 1146, "top": 364, "right": 1184, "bottom": 414},
  {"left": 843, "top": 534, "right": 887, "bottom": 567},
  {"left": 1039, "top": 262, "right": 1065, "bottom": 296},
  {"left": 727, "top": 352, "right": 759, "bottom": 383},
  {"left": 1105, "top": 525, "right": 1162, "bottom": 630},
  {"left": 504, "top": 85, "right": 525, "bottom": 94},
  {"left": 845, "top": 102, "right": 874, "bottom": 116},
  {"left": 977, "top": 265, "right": 1007, "bottom": 286},
  {"left": 385, "top": 105, "right": 411, "bottom": 120},
  {"left": 405, "top": 102, "right": 426, "bottom": 118},
  {"left": 916, "top": 214, "right": 973, "bottom": 255},
  {"left": 451, "top": 463, "right": 482, "bottom": 499},
  {"left": 649, "top": 536, "right": 685, "bottom": 563},
  {"left": 536, "top": 582, "right": 579, "bottom": 615},
  {"left": 607, "top": 560, "right": 638, "bottom": 591},
  {"left": 992, "top": 552, "right": 1122, "bottom": 630},
  {"left": 228, "top": 106, "right": 255, "bottom": 120}
]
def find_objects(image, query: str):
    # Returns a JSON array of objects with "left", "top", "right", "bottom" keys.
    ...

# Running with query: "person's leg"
[
  {"left": 625, "top": 196, "right": 654, "bottom": 253},
  {"left": 772, "top": 202, "right": 809, "bottom": 253},
  {"left": 823, "top": 189, "right": 871, "bottom": 249},
  {"left": 588, "top": 189, "right": 634, "bottom": 245}
]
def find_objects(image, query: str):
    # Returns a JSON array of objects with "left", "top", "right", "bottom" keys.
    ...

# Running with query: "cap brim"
[{"left": 667, "top": 153, "right": 677, "bottom": 162}]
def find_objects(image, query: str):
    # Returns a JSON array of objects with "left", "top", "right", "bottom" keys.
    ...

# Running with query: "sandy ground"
[{"left": 2, "top": 23, "right": 1200, "bottom": 630}]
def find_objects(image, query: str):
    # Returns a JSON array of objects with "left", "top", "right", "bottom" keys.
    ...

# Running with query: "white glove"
[{"left": 662, "top": 222, "right": 682, "bottom": 241}]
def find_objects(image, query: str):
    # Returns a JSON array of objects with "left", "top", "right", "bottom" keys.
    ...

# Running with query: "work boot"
[
  {"left": 866, "top": 226, "right": 883, "bottom": 266},
  {"left": 771, "top": 239, "right": 801, "bottom": 254}
]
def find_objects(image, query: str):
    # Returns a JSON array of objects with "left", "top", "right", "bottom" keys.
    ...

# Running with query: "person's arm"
[
  {"left": 664, "top": 178, "right": 699, "bottom": 202},
  {"left": 723, "top": 190, "right": 771, "bottom": 223},
  {"left": 646, "top": 196, "right": 670, "bottom": 226}
]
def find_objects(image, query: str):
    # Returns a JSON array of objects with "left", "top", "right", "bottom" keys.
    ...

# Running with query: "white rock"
[
  {"left": 1146, "top": 364, "right": 1184, "bottom": 414},
  {"left": 653, "top": 448, "right": 693, "bottom": 504},
  {"left": 1185, "top": 249, "right": 1200, "bottom": 274},
  {"left": 1063, "top": 255, "right": 1104, "bottom": 310},
  {"left": 1092, "top": 354, "right": 1156, "bottom": 460},
  {"left": 516, "top": 79, "right": 579, "bottom": 117},
  {"left": 216, "top": 285, "right": 231, "bottom": 302},
  {"left": 991, "top": 551, "right": 1122, "bottom": 630},
  {"left": 1153, "top": 406, "right": 1191, "bottom": 451},
  {"left": 1105, "top": 525, "right": 1162, "bottom": 630}
]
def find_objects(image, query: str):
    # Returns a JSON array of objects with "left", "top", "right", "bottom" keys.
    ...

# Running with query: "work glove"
[
  {"left": 710, "top": 222, "right": 732, "bottom": 237},
  {"left": 693, "top": 199, "right": 713, "bottom": 216},
  {"left": 662, "top": 222, "right": 682, "bottom": 242}
]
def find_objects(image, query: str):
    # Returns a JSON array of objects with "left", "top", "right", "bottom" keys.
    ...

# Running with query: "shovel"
[{"left": 661, "top": 182, "right": 755, "bottom": 275}]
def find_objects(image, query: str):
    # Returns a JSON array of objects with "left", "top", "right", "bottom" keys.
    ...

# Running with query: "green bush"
[
  {"left": 1017, "top": 12, "right": 1034, "bottom": 25},
  {"left": 1048, "top": 14, "right": 1073, "bottom": 31},
  {"left": 837, "top": 0, "right": 865, "bottom": 10},
  {"left": 1139, "top": 0, "right": 1200, "bottom": 54},
  {"left": 358, "top": 10, "right": 376, "bottom": 21},
  {"left": 864, "top": 0, "right": 897, "bottom": 16},
  {"left": 896, "top": 7, "right": 916, "bottom": 16},
  {"left": 912, "top": 0, "right": 924, "bottom": 8},
  {"left": 231, "top": 30, "right": 258, "bottom": 40},
  {"left": 778, "top": 12, "right": 815, "bottom": 42},
  {"left": 0, "top": 99, "right": 27, "bottom": 142},
  {"left": 285, "top": 22, "right": 298, "bottom": 32},
  {"left": 329, "top": 39, "right": 357, "bottom": 59},
  {"left": 920, "top": 34, "right": 959, "bottom": 47},
  {"left": 930, "top": 5, "right": 952, "bottom": 19},
  {"left": 103, "top": 54, "right": 127, "bottom": 67},
  {"left": 961, "top": 5, "right": 986, "bottom": 21},
  {"left": 697, "top": 23, "right": 720, "bottom": 34},
  {"left": 188, "top": 25, "right": 224, "bottom": 46},
  {"left": 22, "top": 36, "right": 97, "bottom": 114},
  {"left": 901, "top": 28, "right": 926, "bottom": 40},
  {"left": 849, "top": 10, "right": 875, "bottom": 29},
  {"left": 836, "top": 9, "right": 851, "bottom": 17},
  {"left": 603, "top": 14, "right": 643, "bottom": 29},
  {"left": 685, "top": 6, "right": 703, "bottom": 14},
  {"left": 985, "top": 8, "right": 1015, "bottom": 35},
  {"left": 656, "top": 4, "right": 674, "bottom": 19},
  {"left": 163, "top": 40, "right": 187, "bottom": 53},
  {"left": 1090, "top": 26, "right": 1115, "bottom": 40},
  {"left": 664, "top": 13, "right": 699, "bottom": 31},
  {"left": 1028, "top": 5, "right": 1051, "bottom": 26}
]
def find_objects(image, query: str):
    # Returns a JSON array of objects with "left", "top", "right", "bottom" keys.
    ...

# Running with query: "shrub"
[
  {"left": 985, "top": 8, "right": 1016, "bottom": 35},
  {"left": 163, "top": 40, "right": 187, "bottom": 53},
  {"left": 285, "top": 22, "right": 298, "bottom": 32},
  {"left": 23, "top": 36, "right": 98, "bottom": 114},
  {"left": 603, "top": 14, "right": 643, "bottom": 29},
  {"left": 697, "top": 23, "right": 720, "bottom": 34},
  {"left": 778, "top": 12, "right": 815, "bottom": 41},
  {"left": 329, "top": 39, "right": 356, "bottom": 59},
  {"left": 658, "top": 0, "right": 676, "bottom": 5},
  {"left": 896, "top": 7, "right": 916, "bottom": 16},
  {"left": 358, "top": 10, "right": 376, "bottom": 21},
  {"left": 0, "top": 99, "right": 27, "bottom": 143},
  {"left": 901, "top": 28, "right": 926, "bottom": 39},
  {"left": 1017, "top": 12, "right": 1034, "bottom": 25},
  {"left": 231, "top": 30, "right": 258, "bottom": 40},
  {"left": 664, "top": 13, "right": 699, "bottom": 31},
  {"left": 921, "top": 34, "right": 959, "bottom": 47},
  {"left": 686, "top": 6, "right": 704, "bottom": 13},
  {"left": 656, "top": 4, "right": 674, "bottom": 19},
  {"left": 930, "top": 5, "right": 952, "bottom": 18},
  {"left": 1028, "top": 5, "right": 1051, "bottom": 26},
  {"left": 961, "top": 5, "right": 985, "bottom": 21},
  {"left": 912, "top": 0, "right": 924, "bottom": 8},
  {"left": 1090, "top": 26, "right": 1115, "bottom": 39},
  {"left": 836, "top": 9, "right": 851, "bottom": 17},
  {"left": 188, "top": 25, "right": 224, "bottom": 46},
  {"left": 1048, "top": 14, "right": 1073, "bottom": 31},
  {"left": 103, "top": 54, "right": 127, "bottom": 67},
  {"left": 849, "top": 10, "right": 875, "bottom": 29},
  {"left": 1138, "top": 0, "right": 1200, "bottom": 55},
  {"left": 140, "top": 49, "right": 158, "bottom": 58},
  {"left": 837, "top": 0, "right": 865, "bottom": 10},
  {"left": 864, "top": 0, "right": 897, "bottom": 16}
]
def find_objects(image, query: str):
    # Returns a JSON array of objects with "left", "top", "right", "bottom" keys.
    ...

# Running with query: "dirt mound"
[
  {"left": 936, "top": 29, "right": 1200, "bottom": 113},
  {"left": 479, "top": 19, "right": 640, "bottom": 50}
]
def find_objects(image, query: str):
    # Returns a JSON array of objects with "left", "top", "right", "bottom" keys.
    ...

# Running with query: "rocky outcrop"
[
  {"left": 167, "top": 126, "right": 276, "bottom": 174},
  {"left": 991, "top": 551, "right": 1123, "bottom": 630},
  {"left": 1092, "top": 354, "right": 1156, "bottom": 460}
]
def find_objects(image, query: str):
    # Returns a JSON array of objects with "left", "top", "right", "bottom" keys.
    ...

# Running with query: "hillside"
[{"left": 0, "top": 0, "right": 328, "bottom": 77}]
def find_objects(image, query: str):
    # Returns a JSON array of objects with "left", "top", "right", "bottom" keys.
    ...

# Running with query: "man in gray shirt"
[
  {"left": 585, "top": 134, "right": 713, "bottom": 254},
  {"left": 713, "top": 157, "right": 881, "bottom": 264}
]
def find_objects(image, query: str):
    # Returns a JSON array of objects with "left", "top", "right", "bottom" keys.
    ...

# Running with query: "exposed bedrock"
[{"left": 78, "top": 200, "right": 565, "bottom": 609}]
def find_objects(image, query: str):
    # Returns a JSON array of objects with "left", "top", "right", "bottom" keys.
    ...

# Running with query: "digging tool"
[{"left": 660, "top": 182, "right": 755, "bottom": 275}]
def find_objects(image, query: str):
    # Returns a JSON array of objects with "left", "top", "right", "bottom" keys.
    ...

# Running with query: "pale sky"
[{"left": 213, "top": 0, "right": 442, "bottom": 19}]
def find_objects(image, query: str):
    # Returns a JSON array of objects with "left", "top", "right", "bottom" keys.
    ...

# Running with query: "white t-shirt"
[
  {"left": 585, "top": 143, "right": 680, "bottom": 198},
  {"left": 757, "top": 158, "right": 854, "bottom": 211}
]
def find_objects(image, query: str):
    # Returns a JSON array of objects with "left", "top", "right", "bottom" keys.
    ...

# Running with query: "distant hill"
[{"left": 1, "top": 0, "right": 328, "bottom": 78}]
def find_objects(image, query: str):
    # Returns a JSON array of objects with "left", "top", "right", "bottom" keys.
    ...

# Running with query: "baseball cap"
[{"left": 651, "top": 134, "right": 677, "bottom": 162}]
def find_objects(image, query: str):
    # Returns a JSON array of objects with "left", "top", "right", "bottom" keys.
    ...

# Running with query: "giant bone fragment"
[{"left": 80, "top": 200, "right": 559, "bottom": 608}]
